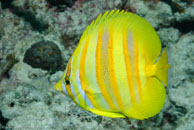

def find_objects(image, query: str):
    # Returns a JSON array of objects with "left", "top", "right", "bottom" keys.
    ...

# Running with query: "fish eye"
[{"left": 65, "top": 80, "right": 70, "bottom": 85}]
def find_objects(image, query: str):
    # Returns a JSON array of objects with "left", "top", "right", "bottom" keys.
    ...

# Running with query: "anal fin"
[
  {"left": 123, "top": 77, "right": 166, "bottom": 120},
  {"left": 86, "top": 107, "right": 125, "bottom": 118}
]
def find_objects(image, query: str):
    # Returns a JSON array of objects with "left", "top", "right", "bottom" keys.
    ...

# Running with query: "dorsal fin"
[{"left": 79, "top": 10, "right": 128, "bottom": 43}]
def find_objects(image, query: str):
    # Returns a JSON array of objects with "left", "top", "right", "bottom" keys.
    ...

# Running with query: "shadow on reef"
[
  {"left": 172, "top": 20, "right": 194, "bottom": 33},
  {"left": 0, "top": 111, "right": 9, "bottom": 130},
  {"left": 46, "top": 0, "right": 76, "bottom": 11}
]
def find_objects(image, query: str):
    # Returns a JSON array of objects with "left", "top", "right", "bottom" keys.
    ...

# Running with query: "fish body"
[{"left": 55, "top": 10, "right": 169, "bottom": 120}]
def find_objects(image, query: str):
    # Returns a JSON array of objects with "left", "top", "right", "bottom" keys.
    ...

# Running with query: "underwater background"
[{"left": 0, "top": 0, "right": 194, "bottom": 130}]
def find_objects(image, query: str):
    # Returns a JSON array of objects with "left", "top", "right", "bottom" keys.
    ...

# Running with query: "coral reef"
[
  {"left": 0, "top": 16, "right": 5, "bottom": 38},
  {"left": 0, "top": 0, "right": 194, "bottom": 130}
]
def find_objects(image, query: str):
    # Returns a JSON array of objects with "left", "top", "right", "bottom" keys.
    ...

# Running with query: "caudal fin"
[
  {"left": 154, "top": 48, "right": 170, "bottom": 87},
  {"left": 123, "top": 48, "right": 169, "bottom": 119}
]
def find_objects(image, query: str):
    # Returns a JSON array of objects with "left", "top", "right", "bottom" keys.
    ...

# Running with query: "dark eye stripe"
[
  {"left": 65, "top": 56, "right": 73, "bottom": 84},
  {"left": 65, "top": 80, "right": 70, "bottom": 85},
  {"left": 64, "top": 56, "right": 76, "bottom": 101}
]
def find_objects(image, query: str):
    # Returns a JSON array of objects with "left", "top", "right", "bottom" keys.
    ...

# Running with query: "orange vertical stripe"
[
  {"left": 79, "top": 36, "right": 98, "bottom": 108},
  {"left": 79, "top": 38, "right": 89, "bottom": 90},
  {"left": 108, "top": 29, "right": 123, "bottom": 110},
  {"left": 123, "top": 31, "right": 135, "bottom": 103},
  {"left": 96, "top": 27, "right": 117, "bottom": 110},
  {"left": 134, "top": 36, "right": 142, "bottom": 100},
  {"left": 65, "top": 56, "right": 73, "bottom": 80}
]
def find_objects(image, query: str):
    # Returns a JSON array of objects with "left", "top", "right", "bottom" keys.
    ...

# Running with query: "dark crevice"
[
  {"left": 169, "top": 100, "right": 188, "bottom": 115},
  {"left": 163, "top": 112, "right": 177, "bottom": 124},
  {"left": 161, "top": 98, "right": 187, "bottom": 126},
  {"left": 0, "top": 0, "right": 14, "bottom": 9},
  {"left": 172, "top": 20, "right": 194, "bottom": 33},
  {"left": 120, "top": 0, "right": 128, "bottom": 10},
  {"left": 160, "top": 19, "right": 194, "bottom": 34},
  {"left": 0, "top": 111, "right": 9, "bottom": 130},
  {"left": 46, "top": 0, "right": 76, "bottom": 11}
]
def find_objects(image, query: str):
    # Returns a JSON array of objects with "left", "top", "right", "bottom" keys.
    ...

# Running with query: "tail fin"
[
  {"left": 154, "top": 48, "right": 170, "bottom": 87},
  {"left": 122, "top": 48, "right": 169, "bottom": 120}
]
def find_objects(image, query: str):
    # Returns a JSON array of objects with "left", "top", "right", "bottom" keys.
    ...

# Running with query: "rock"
[
  {"left": 23, "top": 40, "right": 62, "bottom": 73},
  {"left": 176, "top": 109, "right": 194, "bottom": 130},
  {"left": 174, "top": 1, "right": 194, "bottom": 21},
  {"left": 0, "top": 16, "right": 5, "bottom": 38},
  {"left": 7, "top": 102, "right": 55, "bottom": 130},
  {"left": 9, "top": 61, "right": 31, "bottom": 83},
  {"left": 167, "top": 33, "right": 194, "bottom": 89},
  {"left": 133, "top": 1, "right": 174, "bottom": 28},
  {"left": 9, "top": 61, "right": 47, "bottom": 83},
  {"left": 166, "top": 33, "right": 194, "bottom": 127},
  {"left": 0, "top": 84, "right": 48, "bottom": 119},
  {"left": 157, "top": 27, "right": 179, "bottom": 46}
]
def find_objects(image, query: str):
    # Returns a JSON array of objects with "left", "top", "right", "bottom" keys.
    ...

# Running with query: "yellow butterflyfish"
[{"left": 54, "top": 10, "right": 170, "bottom": 120}]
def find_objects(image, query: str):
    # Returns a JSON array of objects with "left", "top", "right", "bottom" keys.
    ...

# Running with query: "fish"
[{"left": 54, "top": 10, "right": 170, "bottom": 120}]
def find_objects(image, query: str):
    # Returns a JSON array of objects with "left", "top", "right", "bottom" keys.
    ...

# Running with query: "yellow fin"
[
  {"left": 79, "top": 10, "right": 127, "bottom": 44},
  {"left": 123, "top": 77, "right": 166, "bottom": 119},
  {"left": 86, "top": 107, "right": 125, "bottom": 118},
  {"left": 54, "top": 80, "right": 63, "bottom": 92},
  {"left": 154, "top": 48, "right": 170, "bottom": 87}
]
